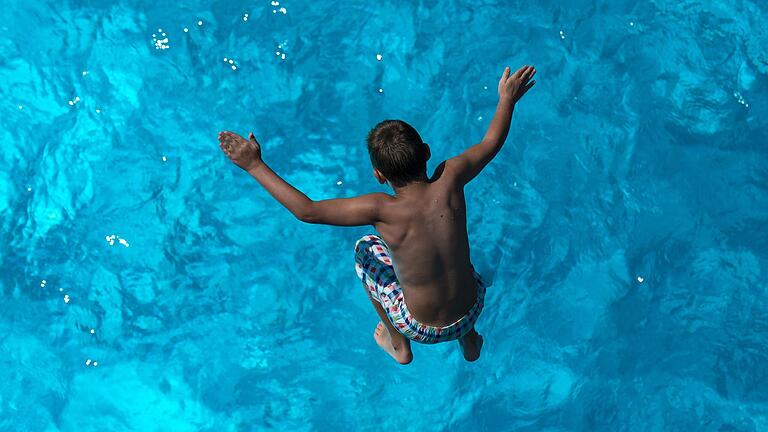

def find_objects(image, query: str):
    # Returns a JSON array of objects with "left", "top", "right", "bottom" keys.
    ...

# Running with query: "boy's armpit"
[{"left": 300, "top": 193, "right": 387, "bottom": 227}]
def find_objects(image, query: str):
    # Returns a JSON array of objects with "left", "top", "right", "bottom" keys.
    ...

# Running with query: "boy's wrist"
[
  {"left": 498, "top": 96, "right": 516, "bottom": 109},
  {"left": 245, "top": 160, "right": 265, "bottom": 174},
  {"left": 498, "top": 95, "right": 514, "bottom": 104}
]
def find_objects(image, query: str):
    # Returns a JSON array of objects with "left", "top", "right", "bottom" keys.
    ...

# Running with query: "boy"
[{"left": 219, "top": 65, "right": 536, "bottom": 364}]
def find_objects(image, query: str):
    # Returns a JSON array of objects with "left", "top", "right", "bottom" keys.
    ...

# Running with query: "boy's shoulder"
[{"left": 430, "top": 159, "right": 467, "bottom": 187}]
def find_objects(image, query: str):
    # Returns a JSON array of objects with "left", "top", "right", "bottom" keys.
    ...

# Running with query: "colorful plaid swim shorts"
[{"left": 354, "top": 234, "right": 487, "bottom": 344}]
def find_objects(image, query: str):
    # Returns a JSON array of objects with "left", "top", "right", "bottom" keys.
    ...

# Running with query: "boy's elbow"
[{"left": 295, "top": 204, "right": 319, "bottom": 223}]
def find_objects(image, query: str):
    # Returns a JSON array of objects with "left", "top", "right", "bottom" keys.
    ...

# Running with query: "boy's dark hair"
[{"left": 366, "top": 120, "right": 428, "bottom": 187}]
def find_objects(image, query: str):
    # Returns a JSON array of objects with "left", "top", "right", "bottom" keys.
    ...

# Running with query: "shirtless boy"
[{"left": 219, "top": 65, "right": 536, "bottom": 364}]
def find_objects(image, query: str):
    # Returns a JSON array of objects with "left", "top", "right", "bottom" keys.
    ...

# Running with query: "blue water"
[{"left": 2, "top": 0, "right": 767, "bottom": 430}]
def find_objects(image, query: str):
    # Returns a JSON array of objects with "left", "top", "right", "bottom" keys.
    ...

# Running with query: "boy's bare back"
[{"left": 368, "top": 161, "right": 477, "bottom": 326}]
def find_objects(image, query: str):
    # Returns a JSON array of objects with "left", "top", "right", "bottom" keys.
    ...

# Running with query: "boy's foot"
[
  {"left": 459, "top": 330, "right": 483, "bottom": 362},
  {"left": 373, "top": 322, "right": 413, "bottom": 364}
]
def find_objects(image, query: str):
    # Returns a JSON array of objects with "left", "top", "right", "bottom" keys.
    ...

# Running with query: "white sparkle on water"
[
  {"left": 106, "top": 234, "right": 130, "bottom": 247},
  {"left": 637, "top": 276, "right": 644, "bottom": 283},
  {"left": 232, "top": 65, "right": 237, "bottom": 70},
  {"left": 630, "top": 21, "right": 635, "bottom": 26},
  {"left": 162, "top": 155, "right": 167, "bottom": 161},
  {"left": 63, "top": 294, "right": 70, "bottom": 304},
  {"left": 26, "top": 187, "right": 32, "bottom": 191},
  {"left": 278, "top": 7, "right": 287, "bottom": 14},
  {"left": 733, "top": 91, "right": 750, "bottom": 108},
  {"left": 93, "top": 361, "right": 99, "bottom": 367},
  {"left": 228, "top": 59, "right": 234, "bottom": 64},
  {"left": 243, "top": 13, "right": 249, "bottom": 22},
  {"left": 86, "top": 359, "right": 91, "bottom": 365},
  {"left": 18, "top": 105, "right": 23, "bottom": 109},
  {"left": 376, "top": 53, "right": 382, "bottom": 61},
  {"left": 559, "top": 30, "right": 566, "bottom": 40},
  {"left": 281, "top": 53, "right": 285, "bottom": 60},
  {"left": 183, "top": 27, "right": 189, "bottom": 32},
  {"left": 336, "top": 180, "right": 343, "bottom": 186},
  {"left": 90, "top": 329, "right": 95, "bottom": 334},
  {"left": 378, "top": 88, "right": 384, "bottom": 93},
  {"left": 82, "top": 70, "right": 88, "bottom": 76},
  {"left": 154, "top": 35, "right": 170, "bottom": 50},
  {"left": 198, "top": 20, "right": 203, "bottom": 26},
  {"left": 95, "top": 108, "right": 101, "bottom": 113}
]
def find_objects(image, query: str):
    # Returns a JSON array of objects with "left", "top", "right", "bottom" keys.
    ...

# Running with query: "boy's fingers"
[
  {"left": 512, "top": 65, "right": 527, "bottom": 79},
  {"left": 520, "top": 66, "right": 531, "bottom": 80},
  {"left": 524, "top": 80, "right": 536, "bottom": 92},
  {"left": 522, "top": 67, "right": 536, "bottom": 82},
  {"left": 499, "top": 67, "right": 510, "bottom": 86}
]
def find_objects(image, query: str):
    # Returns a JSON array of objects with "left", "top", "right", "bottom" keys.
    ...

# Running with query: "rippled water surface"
[{"left": 2, "top": 0, "right": 767, "bottom": 430}]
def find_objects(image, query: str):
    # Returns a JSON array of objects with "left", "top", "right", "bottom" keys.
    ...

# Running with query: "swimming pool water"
[{"left": 1, "top": 0, "right": 767, "bottom": 430}]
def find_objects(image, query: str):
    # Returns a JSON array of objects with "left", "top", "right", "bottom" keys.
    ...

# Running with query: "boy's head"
[{"left": 366, "top": 120, "right": 430, "bottom": 187}]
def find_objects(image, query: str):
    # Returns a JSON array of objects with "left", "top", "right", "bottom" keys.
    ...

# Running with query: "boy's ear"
[
  {"left": 424, "top": 143, "right": 431, "bottom": 161},
  {"left": 373, "top": 168, "right": 387, "bottom": 184}
]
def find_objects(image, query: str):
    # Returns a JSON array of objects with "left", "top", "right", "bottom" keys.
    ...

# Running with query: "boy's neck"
[{"left": 392, "top": 178, "right": 430, "bottom": 196}]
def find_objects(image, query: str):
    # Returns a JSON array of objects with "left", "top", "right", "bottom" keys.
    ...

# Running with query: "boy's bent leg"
[
  {"left": 365, "top": 294, "right": 413, "bottom": 365},
  {"left": 458, "top": 327, "right": 483, "bottom": 362}
]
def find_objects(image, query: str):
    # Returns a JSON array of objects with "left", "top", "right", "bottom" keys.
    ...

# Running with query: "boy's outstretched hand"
[
  {"left": 498, "top": 65, "right": 536, "bottom": 104},
  {"left": 219, "top": 131, "right": 262, "bottom": 171}
]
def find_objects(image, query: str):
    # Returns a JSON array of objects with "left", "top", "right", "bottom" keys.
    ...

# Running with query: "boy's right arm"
[{"left": 448, "top": 65, "right": 536, "bottom": 185}]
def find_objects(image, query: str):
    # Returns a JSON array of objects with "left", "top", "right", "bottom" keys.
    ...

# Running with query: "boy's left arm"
[{"left": 219, "top": 131, "right": 382, "bottom": 227}]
